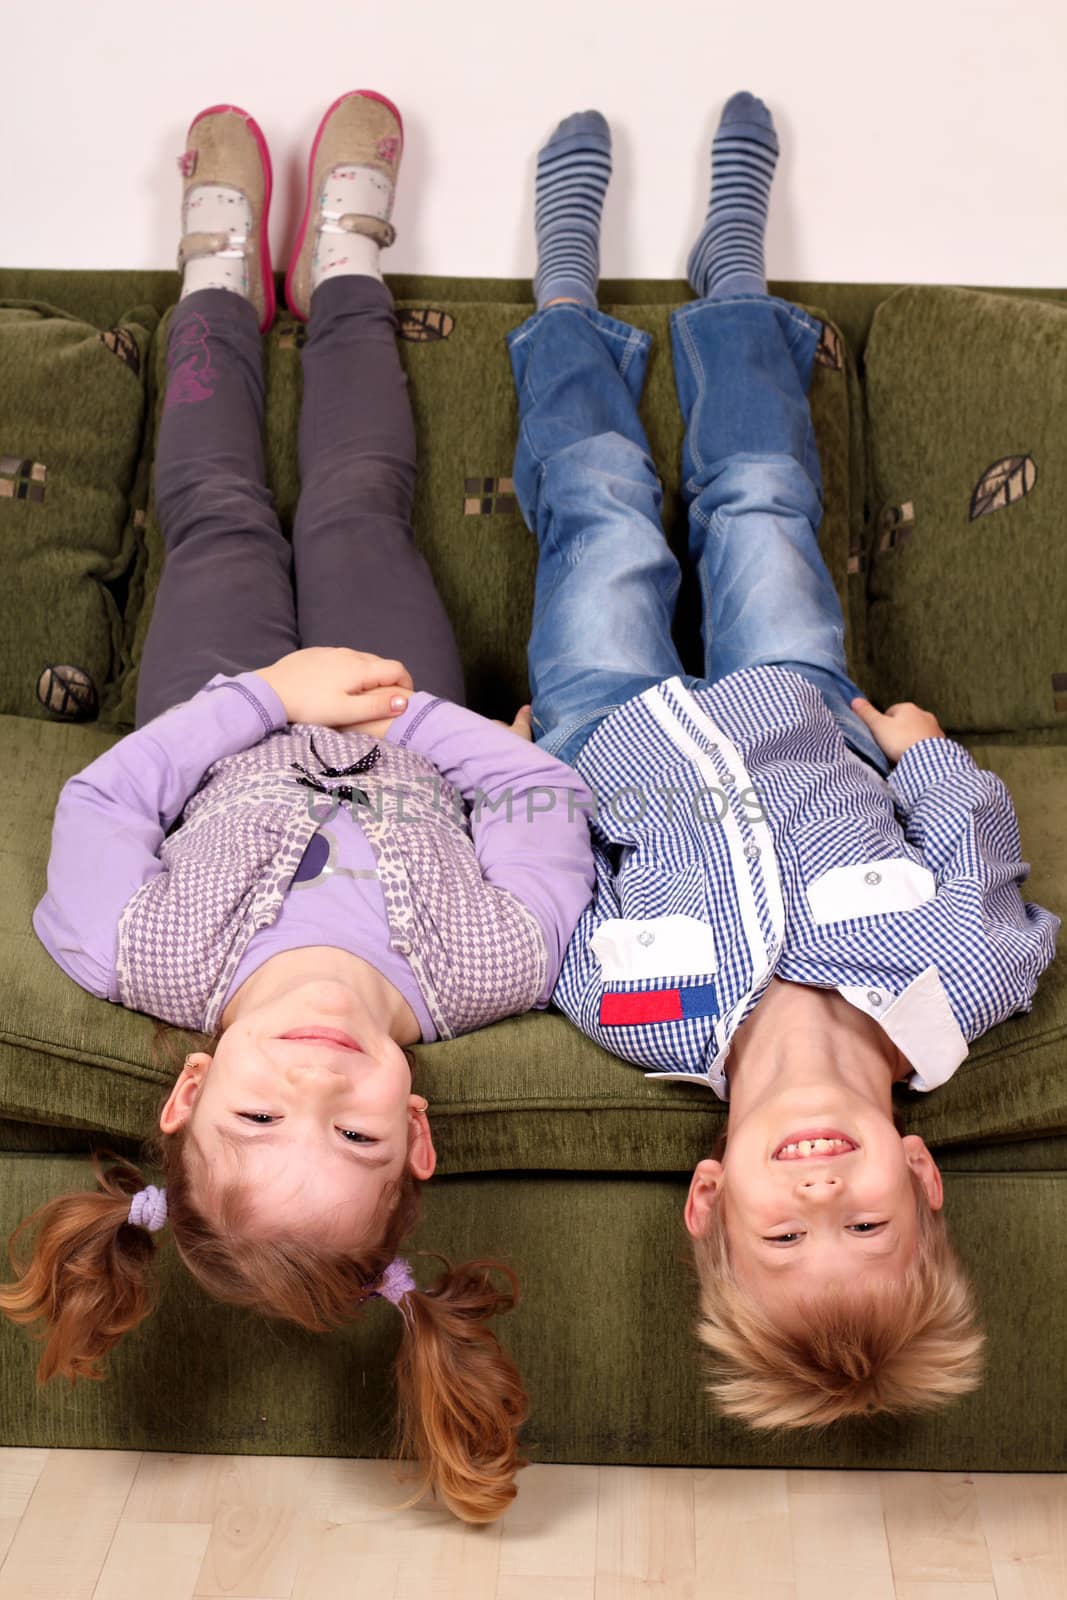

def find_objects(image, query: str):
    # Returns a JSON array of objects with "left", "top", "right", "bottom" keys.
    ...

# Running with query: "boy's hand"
[
  {"left": 491, "top": 705, "right": 534, "bottom": 741},
  {"left": 255, "top": 648, "right": 413, "bottom": 730},
  {"left": 851, "top": 697, "right": 946, "bottom": 762}
]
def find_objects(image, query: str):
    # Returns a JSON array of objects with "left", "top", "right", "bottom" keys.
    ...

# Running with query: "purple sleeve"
[
  {"left": 385, "top": 693, "right": 596, "bottom": 1003},
  {"left": 32, "top": 672, "right": 287, "bottom": 1000}
]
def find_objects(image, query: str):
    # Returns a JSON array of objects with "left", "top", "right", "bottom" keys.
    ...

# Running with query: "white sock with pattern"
[
  {"left": 311, "top": 165, "right": 395, "bottom": 290},
  {"left": 180, "top": 184, "right": 253, "bottom": 300}
]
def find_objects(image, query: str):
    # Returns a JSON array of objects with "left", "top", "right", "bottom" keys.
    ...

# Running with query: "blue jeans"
[{"left": 506, "top": 295, "right": 889, "bottom": 776}]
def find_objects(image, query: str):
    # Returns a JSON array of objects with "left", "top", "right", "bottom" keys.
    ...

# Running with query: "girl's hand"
[
  {"left": 492, "top": 705, "right": 534, "bottom": 741},
  {"left": 851, "top": 697, "right": 946, "bottom": 762},
  {"left": 255, "top": 648, "right": 413, "bottom": 729}
]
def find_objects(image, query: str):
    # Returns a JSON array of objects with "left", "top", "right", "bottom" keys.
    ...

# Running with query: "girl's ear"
[
  {"left": 406, "top": 1099, "right": 437, "bottom": 1181},
  {"left": 902, "top": 1134, "right": 944, "bottom": 1212},
  {"left": 684, "top": 1158, "right": 725, "bottom": 1239},
  {"left": 159, "top": 1052, "right": 212, "bottom": 1134}
]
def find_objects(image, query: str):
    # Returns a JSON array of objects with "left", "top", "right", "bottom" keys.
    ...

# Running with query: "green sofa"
[{"left": 0, "top": 269, "right": 1064, "bottom": 1472}]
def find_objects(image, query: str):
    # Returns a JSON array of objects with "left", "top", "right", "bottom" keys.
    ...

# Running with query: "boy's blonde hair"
[{"left": 691, "top": 1173, "right": 985, "bottom": 1427}]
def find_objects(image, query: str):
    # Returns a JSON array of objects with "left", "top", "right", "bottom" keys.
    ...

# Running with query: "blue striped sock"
[
  {"left": 533, "top": 111, "right": 612, "bottom": 310},
  {"left": 687, "top": 93, "right": 779, "bottom": 300}
]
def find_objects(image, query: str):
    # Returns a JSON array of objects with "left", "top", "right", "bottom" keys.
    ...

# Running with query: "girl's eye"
[
  {"left": 239, "top": 1113, "right": 275, "bottom": 1125},
  {"left": 336, "top": 1128, "right": 376, "bottom": 1144},
  {"left": 765, "top": 1232, "right": 803, "bottom": 1244},
  {"left": 848, "top": 1221, "right": 888, "bottom": 1234}
]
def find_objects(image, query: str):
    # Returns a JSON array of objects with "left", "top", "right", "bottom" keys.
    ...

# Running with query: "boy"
[{"left": 508, "top": 96, "right": 1060, "bottom": 1424}]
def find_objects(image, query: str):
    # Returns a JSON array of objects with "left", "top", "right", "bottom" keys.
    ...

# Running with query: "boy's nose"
[{"left": 795, "top": 1175, "right": 842, "bottom": 1202}]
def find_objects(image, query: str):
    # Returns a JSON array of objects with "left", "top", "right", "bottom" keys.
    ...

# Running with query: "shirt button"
[
  {"left": 392, "top": 938, "right": 413, "bottom": 956},
  {"left": 744, "top": 841, "right": 760, "bottom": 861},
  {"left": 867, "top": 989, "right": 882, "bottom": 1006},
  {"left": 864, "top": 870, "right": 882, "bottom": 886}
]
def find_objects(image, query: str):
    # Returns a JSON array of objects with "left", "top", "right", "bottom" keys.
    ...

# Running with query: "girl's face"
[{"left": 159, "top": 978, "right": 436, "bottom": 1249}]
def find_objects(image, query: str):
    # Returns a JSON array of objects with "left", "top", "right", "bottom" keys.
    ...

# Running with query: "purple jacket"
[{"left": 34, "top": 673, "right": 596, "bottom": 1037}]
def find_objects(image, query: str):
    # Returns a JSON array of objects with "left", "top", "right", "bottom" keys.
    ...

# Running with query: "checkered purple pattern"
[{"left": 115, "top": 724, "right": 546, "bottom": 1036}]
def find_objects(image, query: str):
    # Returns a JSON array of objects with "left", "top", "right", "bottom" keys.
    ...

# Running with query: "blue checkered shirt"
[{"left": 554, "top": 669, "right": 1060, "bottom": 1097}]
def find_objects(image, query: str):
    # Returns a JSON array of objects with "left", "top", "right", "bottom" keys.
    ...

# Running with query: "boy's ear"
[
  {"left": 901, "top": 1134, "right": 944, "bottom": 1212},
  {"left": 406, "top": 1099, "right": 437, "bottom": 1181},
  {"left": 685, "top": 1158, "right": 725, "bottom": 1239},
  {"left": 159, "top": 1052, "right": 212, "bottom": 1134}
]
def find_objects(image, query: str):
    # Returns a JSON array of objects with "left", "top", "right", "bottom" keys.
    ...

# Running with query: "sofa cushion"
[
  {"left": 2, "top": 717, "right": 1063, "bottom": 1167},
  {"left": 109, "top": 298, "right": 861, "bottom": 724},
  {"left": 0, "top": 301, "right": 156, "bottom": 721},
  {"left": 864, "top": 286, "right": 1067, "bottom": 733},
  {"left": 0, "top": 1157, "right": 1064, "bottom": 1471}
]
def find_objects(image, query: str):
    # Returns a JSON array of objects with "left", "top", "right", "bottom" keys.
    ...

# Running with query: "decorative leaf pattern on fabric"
[
  {"left": 99, "top": 326, "right": 141, "bottom": 378},
  {"left": 969, "top": 454, "right": 1037, "bottom": 521},
  {"left": 36, "top": 663, "right": 98, "bottom": 720},
  {"left": 464, "top": 476, "right": 518, "bottom": 516},
  {"left": 0, "top": 456, "right": 46, "bottom": 502},
  {"left": 398, "top": 307, "right": 454, "bottom": 343},
  {"left": 814, "top": 322, "right": 843, "bottom": 371},
  {"left": 876, "top": 500, "right": 915, "bottom": 552}
]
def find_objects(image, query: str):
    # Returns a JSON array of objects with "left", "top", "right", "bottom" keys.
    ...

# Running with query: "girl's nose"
[{"left": 283, "top": 1056, "right": 347, "bottom": 1084}]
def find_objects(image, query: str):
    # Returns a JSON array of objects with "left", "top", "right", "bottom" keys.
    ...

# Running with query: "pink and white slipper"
[
  {"left": 286, "top": 90, "right": 403, "bottom": 321},
  {"left": 177, "top": 104, "right": 275, "bottom": 332}
]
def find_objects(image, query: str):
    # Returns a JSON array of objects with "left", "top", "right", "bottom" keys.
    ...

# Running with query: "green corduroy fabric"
[
  {"left": 0, "top": 1157, "right": 1063, "bottom": 1471},
  {"left": 0, "top": 302, "right": 157, "bottom": 721},
  {"left": 1, "top": 267, "right": 1064, "bottom": 355},
  {"left": 2, "top": 717, "right": 1064, "bottom": 1166},
  {"left": 865, "top": 287, "right": 1067, "bottom": 733}
]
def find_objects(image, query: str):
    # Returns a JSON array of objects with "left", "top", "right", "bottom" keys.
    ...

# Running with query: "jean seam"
[
  {"left": 537, "top": 703, "right": 619, "bottom": 757},
  {"left": 677, "top": 313, "right": 707, "bottom": 486},
  {"left": 673, "top": 295, "right": 821, "bottom": 342},
  {"left": 617, "top": 326, "right": 651, "bottom": 379}
]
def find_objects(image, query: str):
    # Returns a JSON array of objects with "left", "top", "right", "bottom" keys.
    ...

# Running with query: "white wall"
[{"left": 5, "top": 0, "right": 1066, "bottom": 286}]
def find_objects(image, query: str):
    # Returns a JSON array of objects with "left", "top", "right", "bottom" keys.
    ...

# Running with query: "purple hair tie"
[
  {"left": 128, "top": 1185, "right": 168, "bottom": 1233},
  {"left": 374, "top": 1257, "right": 416, "bottom": 1305}
]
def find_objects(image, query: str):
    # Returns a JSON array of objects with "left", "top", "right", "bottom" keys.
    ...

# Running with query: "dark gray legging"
[{"left": 135, "top": 274, "right": 465, "bottom": 727}]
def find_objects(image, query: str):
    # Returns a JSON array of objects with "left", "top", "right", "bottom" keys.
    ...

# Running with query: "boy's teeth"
[{"left": 776, "top": 1138, "right": 853, "bottom": 1158}]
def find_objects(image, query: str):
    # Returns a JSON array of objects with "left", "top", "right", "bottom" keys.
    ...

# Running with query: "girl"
[{"left": 2, "top": 94, "right": 594, "bottom": 1521}]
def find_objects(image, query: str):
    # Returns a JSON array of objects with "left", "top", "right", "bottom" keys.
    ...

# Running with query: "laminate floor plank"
[
  {"left": 0, "top": 1449, "right": 141, "bottom": 1600},
  {"left": 973, "top": 1474, "right": 1067, "bottom": 1600},
  {"left": 788, "top": 1478, "right": 896, "bottom": 1600},
  {"left": 693, "top": 1467, "right": 794, "bottom": 1600},
  {"left": 596, "top": 1465, "right": 696, "bottom": 1600},
  {"left": 0, "top": 1451, "right": 1063, "bottom": 1600},
  {"left": 881, "top": 1472, "right": 994, "bottom": 1585}
]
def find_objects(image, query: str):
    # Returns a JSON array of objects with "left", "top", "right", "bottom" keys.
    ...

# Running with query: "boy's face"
[{"left": 684, "top": 1081, "right": 943, "bottom": 1327}]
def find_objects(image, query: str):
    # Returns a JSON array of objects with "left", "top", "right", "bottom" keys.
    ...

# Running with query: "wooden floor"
[{"left": 0, "top": 1450, "right": 1063, "bottom": 1599}]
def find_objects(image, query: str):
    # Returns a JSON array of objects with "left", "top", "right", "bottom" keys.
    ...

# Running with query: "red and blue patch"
[{"left": 599, "top": 984, "right": 718, "bottom": 1027}]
